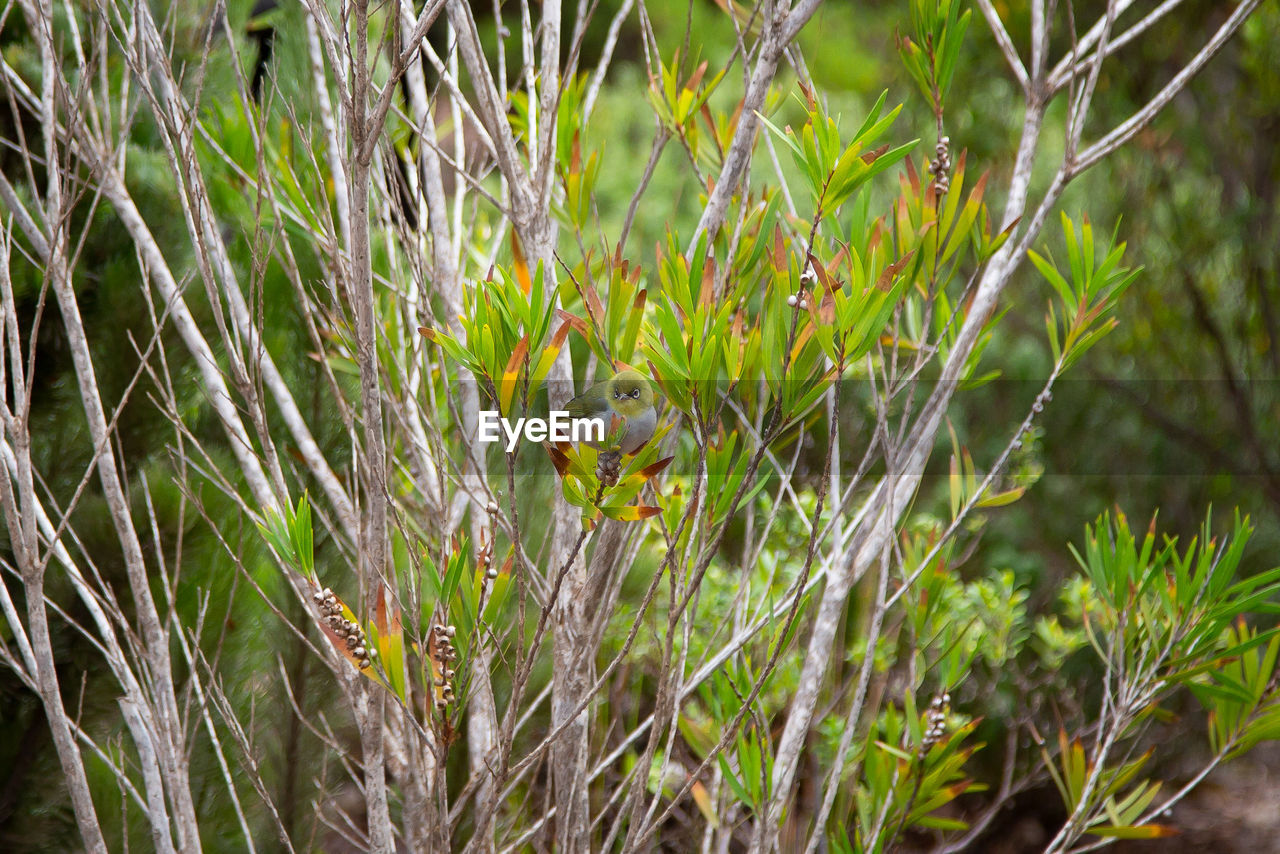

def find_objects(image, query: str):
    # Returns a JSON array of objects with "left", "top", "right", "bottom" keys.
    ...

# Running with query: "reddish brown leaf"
[
  {"left": 554, "top": 310, "right": 591, "bottom": 340},
  {"left": 968, "top": 170, "right": 989, "bottom": 209},
  {"left": 546, "top": 444, "right": 572, "bottom": 478},
  {"left": 583, "top": 280, "right": 606, "bottom": 324},
  {"left": 699, "top": 258, "right": 717, "bottom": 305},
  {"left": 860, "top": 143, "right": 889, "bottom": 164},
  {"left": 375, "top": 586, "right": 389, "bottom": 637},
  {"left": 501, "top": 335, "right": 530, "bottom": 412},
  {"left": 637, "top": 456, "right": 675, "bottom": 479},
  {"left": 504, "top": 335, "right": 530, "bottom": 377},
  {"left": 904, "top": 155, "right": 921, "bottom": 194},
  {"left": 827, "top": 246, "right": 849, "bottom": 277},
  {"left": 701, "top": 104, "right": 724, "bottom": 160},
  {"left": 615, "top": 504, "right": 663, "bottom": 521},
  {"left": 685, "top": 60, "right": 709, "bottom": 94},
  {"left": 806, "top": 253, "right": 834, "bottom": 291},
  {"left": 875, "top": 250, "right": 916, "bottom": 292},
  {"left": 727, "top": 98, "right": 744, "bottom": 137},
  {"left": 798, "top": 78, "right": 816, "bottom": 111},
  {"left": 867, "top": 219, "right": 883, "bottom": 254}
]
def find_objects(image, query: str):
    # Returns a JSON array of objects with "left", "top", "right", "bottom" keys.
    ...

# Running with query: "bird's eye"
[{"left": 631, "top": 388, "right": 641, "bottom": 399}]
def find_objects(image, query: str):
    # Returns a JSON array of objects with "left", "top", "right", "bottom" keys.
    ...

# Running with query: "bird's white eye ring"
[{"left": 631, "top": 388, "right": 641, "bottom": 398}]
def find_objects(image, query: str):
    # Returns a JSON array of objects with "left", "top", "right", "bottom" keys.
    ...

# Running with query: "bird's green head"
[{"left": 606, "top": 370, "right": 655, "bottom": 418}]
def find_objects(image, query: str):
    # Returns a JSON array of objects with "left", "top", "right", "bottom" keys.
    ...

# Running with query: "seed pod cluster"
[
  {"left": 313, "top": 586, "right": 373, "bottom": 670},
  {"left": 431, "top": 623, "right": 459, "bottom": 710},
  {"left": 919, "top": 692, "right": 951, "bottom": 757},
  {"left": 789, "top": 266, "right": 815, "bottom": 311},
  {"left": 929, "top": 136, "right": 952, "bottom": 197},
  {"left": 596, "top": 449, "right": 622, "bottom": 487},
  {"left": 477, "top": 539, "right": 498, "bottom": 580}
]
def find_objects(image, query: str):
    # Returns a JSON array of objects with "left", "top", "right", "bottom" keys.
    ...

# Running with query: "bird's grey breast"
[{"left": 621, "top": 407, "right": 657, "bottom": 454}]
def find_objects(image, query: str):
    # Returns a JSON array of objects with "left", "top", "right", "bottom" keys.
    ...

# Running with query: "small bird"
[{"left": 565, "top": 369, "right": 657, "bottom": 455}]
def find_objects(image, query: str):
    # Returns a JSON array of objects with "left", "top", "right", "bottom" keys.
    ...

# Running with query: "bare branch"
[
  {"left": 975, "top": 0, "right": 1030, "bottom": 95},
  {"left": 1073, "top": 0, "right": 1262, "bottom": 174},
  {"left": 689, "top": 0, "right": 826, "bottom": 250}
]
